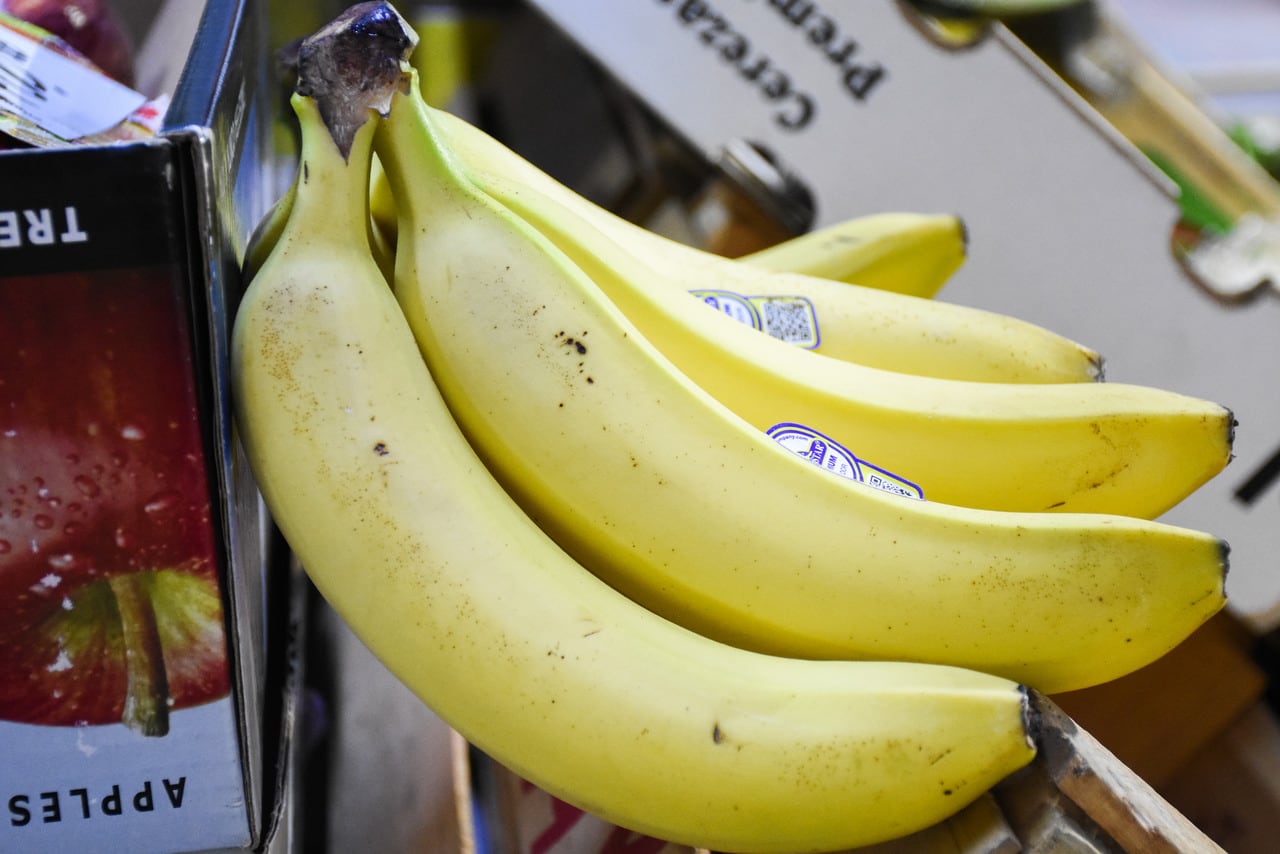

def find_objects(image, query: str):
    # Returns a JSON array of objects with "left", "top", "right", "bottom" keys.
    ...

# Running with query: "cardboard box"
[
  {"left": 0, "top": 1, "right": 290, "bottom": 851},
  {"left": 518, "top": 0, "right": 1280, "bottom": 631}
]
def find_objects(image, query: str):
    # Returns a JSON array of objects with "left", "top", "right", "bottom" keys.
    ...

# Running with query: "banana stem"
[
  {"left": 375, "top": 67, "right": 480, "bottom": 225},
  {"left": 285, "top": 2, "right": 423, "bottom": 253},
  {"left": 295, "top": 3, "right": 472, "bottom": 236},
  {"left": 294, "top": 1, "right": 414, "bottom": 160},
  {"left": 108, "top": 573, "right": 170, "bottom": 736},
  {"left": 284, "top": 95, "right": 378, "bottom": 249}
]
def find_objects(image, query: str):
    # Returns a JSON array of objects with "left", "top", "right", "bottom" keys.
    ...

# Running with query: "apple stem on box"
[{"left": 107, "top": 573, "right": 170, "bottom": 736}]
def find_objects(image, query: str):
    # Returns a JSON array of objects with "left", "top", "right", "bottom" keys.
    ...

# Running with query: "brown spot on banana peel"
[
  {"left": 1075, "top": 405, "right": 1236, "bottom": 503},
  {"left": 1087, "top": 420, "right": 1116, "bottom": 450}
]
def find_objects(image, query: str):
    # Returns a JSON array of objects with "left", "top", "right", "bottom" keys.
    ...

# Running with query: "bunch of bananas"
[{"left": 231, "top": 3, "right": 1233, "bottom": 851}]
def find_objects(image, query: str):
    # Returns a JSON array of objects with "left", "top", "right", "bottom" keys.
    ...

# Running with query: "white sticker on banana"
[{"left": 767, "top": 421, "right": 924, "bottom": 499}]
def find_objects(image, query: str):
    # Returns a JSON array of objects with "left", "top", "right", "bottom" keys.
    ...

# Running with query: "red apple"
[
  {"left": 0, "top": 0, "right": 135, "bottom": 86},
  {"left": 0, "top": 268, "right": 229, "bottom": 735}
]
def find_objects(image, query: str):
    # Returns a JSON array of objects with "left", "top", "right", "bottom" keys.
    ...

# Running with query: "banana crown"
[{"left": 230, "top": 10, "right": 1039, "bottom": 851}]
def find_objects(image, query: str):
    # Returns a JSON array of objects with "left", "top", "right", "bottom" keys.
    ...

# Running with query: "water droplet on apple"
[
  {"left": 33, "top": 514, "right": 53, "bottom": 530},
  {"left": 46, "top": 496, "right": 62, "bottom": 508},
  {"left": 0, "top": 539, "right": 10, "bottom": 554},
  {"left": 63, "top": 522, "right": 83, "bottom": 536},
  {"left": 47, "top": 651, "right": 72, "bottom": 673},
  {"left": 61, "top": 597, "right": 73, "bottom": 611},
  {"left": 114, "top": 527, "right": 130, "bottom": 548},
  {"left": 48, "top": 552, "right": 89, "bottom": 572},
  {"left": 121, "top": 424, "right": 146, "bottom": 441},
  {"left": 29, "top": 573, "right": 59, "bottom": 594},
  {"left": 144, "top": 490, "right": 182, "bottom": 515},
  {"left": 74, "top": 476, "right": 101, "bottom": 498}
]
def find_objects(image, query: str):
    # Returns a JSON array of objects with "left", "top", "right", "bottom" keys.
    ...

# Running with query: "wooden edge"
[
  {"left": 451, "top": 729, "right": 478, "bottom": 854},
  {"left": 1029, "top": 690, "right": 1227, "bottom": 853},
  {"left": 457, "top": 691, "right": 1235, "bottom": 854}
]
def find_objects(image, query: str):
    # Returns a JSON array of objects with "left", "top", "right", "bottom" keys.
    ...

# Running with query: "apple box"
[{"left": 0, "top": 1, "right": 293, "bottom": 852}]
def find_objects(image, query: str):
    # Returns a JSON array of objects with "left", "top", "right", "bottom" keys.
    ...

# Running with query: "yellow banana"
[
  {"left": 377, "top": 149, "right": 966, "bottom": 299},
  {"left": 738, "top": 210, "right": 966, "bottom": 297},
  {"left": 241, "top": 184, "right": 293, "bottom": 284},
  {"left": 388, "top": 115, "right": 1232, "bottom": 518},
  {"left": 376, "top": 63, "right": 1228, "bottom": 693},
  {"left": 372, "top": 108, "right": 1105, "bottom": 383},
  {"left": 368, "top": 119, "right": 967, "bottom": 298},
  {"left": 242, "top": 159, "right": 394, "bottom": 286},
  {"left": 483, "top": 165, "right": 1106, "bottom": 386},
  {"left": 230, "top": 45, "right": 1036, "bottom": 853}
]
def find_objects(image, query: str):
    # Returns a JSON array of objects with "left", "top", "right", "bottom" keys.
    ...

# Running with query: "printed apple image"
[
  {"left": 0, "top": 0, "right": 136, "bottom": 86},
  {"left": 0, "top": 268, "right": 229, "bottom": 736}
]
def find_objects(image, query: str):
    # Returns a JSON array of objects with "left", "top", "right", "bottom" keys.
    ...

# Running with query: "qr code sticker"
[{"left": 751, "top": 296, "right": 819, "bottom": 349}]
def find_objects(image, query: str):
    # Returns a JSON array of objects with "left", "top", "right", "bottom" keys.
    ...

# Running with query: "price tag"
[{"left": 0, "top": 22, "right": 146, "bottom": 141}]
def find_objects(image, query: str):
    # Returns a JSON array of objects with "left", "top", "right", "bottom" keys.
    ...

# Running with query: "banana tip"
[
  {"left": 954, "top": 214, "right": 970, "bottom": 255},
  {"left": 1020, "top": 685, "right": 1045, "bottom": 755}
]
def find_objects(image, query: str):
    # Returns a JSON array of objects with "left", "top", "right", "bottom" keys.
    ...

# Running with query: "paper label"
[
  {"left": 691, "top": 288, "right": 761, "bottom": 327},
  {"left": 767, "top": 422, "right": 923, "bottom": 499},
  {"left": 691, "top": 289, "right": 819, "bottom": 348},
  {"left": 749, "top": 294, "right": 819, "bottom": 348},
  {"left": 0, "top": 24, "right": 147, "bottom": 140}
]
